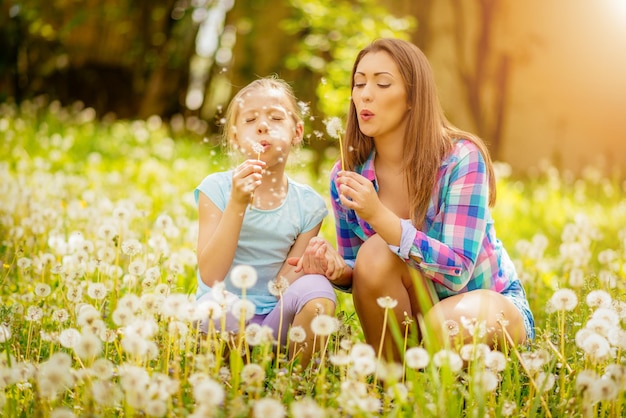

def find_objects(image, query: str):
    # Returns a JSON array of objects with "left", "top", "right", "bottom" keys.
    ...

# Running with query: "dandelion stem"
[
  {"left": 338, "top": 133, "right": 345, "bottom": 171},
  {"left": 375, "top": 307, "right": 389, "bottom": 384}
]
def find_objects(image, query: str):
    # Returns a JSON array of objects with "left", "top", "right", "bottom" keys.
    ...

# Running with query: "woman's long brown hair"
[{"left": 343, "top": 38, "right": 496, "bottom": 228}]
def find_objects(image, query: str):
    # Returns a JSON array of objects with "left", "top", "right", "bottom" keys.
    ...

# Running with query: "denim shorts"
[{"left": 501, "top": 279, "right": 535, "bottom": 341}]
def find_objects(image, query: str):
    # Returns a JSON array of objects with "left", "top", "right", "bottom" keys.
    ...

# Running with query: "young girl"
[
  {"left": 292, "top": 38, "right": 534, "bottom": 361},
  {"left": 195, "top": 77, "right": 336, "bottom": 366}
]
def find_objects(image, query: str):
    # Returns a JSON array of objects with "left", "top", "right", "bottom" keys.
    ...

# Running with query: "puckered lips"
[{"left": 359, "top": 109, "right": 374, "bottom": 121}]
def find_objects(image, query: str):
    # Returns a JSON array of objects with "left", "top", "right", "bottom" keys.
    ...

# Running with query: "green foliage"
[{"left": 282, "top": 0, "right": 415, "bottom": 117}]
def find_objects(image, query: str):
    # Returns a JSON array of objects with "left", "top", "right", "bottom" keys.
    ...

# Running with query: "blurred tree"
[
  {"left": 0, "top": 0, "right": 202, "bottom": 119},
  {"left": 449, "top": 0, "right": 511, "bottom": 159},
  {"left": 279, "top": 0, "right": 415, "bottom": 174}
]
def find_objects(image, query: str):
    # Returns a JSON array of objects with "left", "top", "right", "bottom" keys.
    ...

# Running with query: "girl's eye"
[
  {"left": 378, "top": 84, "right": 391, "bottom": 88},
  {"left": 271, "top": 115, "right": 285, "bottom": 121},
  {"left": 354, "top": 83, "right": 365, "bottom": 88},
  {"left": 245, "top": 118, "right": 256, "bottom": 123}
]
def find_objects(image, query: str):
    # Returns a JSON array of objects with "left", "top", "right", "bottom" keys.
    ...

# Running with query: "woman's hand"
[
  {"left": 336, "top": 170, "right": 383, "bottom": 222},
  {"left": 287, "top": 237, "right": 346, "bottom": 283},
  {"left": 231, "top": 159, "right": 265, "bottom": 206}
]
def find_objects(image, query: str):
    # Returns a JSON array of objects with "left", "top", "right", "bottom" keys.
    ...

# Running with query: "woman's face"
[{"left": 352, "top": 51, "right": 409, "bottom": 143}]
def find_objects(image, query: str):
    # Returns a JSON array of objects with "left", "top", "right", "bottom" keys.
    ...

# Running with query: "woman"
[{"left": 291, "top": 38, "right": 534, "bottom": 360}]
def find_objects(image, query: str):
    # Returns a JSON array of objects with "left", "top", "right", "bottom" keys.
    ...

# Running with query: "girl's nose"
[{"left": 257, "top": 119, "right": 269, "bottom": 134}]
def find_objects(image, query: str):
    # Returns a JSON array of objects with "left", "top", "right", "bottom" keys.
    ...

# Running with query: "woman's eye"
[
  {"left": 271, "top": 115, "right": 285, "bottom": 121},
  {"left": 245, "top": 118, "right": 256, "bottom": 123},
  {"left": 354, "top": 83, "right": 365, "bottom": 88},
  {"left": 378, "top": 84, "right": 391, "bottom": 88}
]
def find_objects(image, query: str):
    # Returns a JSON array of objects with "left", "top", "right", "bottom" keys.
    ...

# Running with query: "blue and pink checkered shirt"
[{"left": 330, "top": 139, "right": 519, "bottom": 300}]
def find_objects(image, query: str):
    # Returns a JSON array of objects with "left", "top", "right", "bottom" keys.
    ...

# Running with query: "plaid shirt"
[{"left": 330, "top": 139, "right": 517, "bottom": 299}]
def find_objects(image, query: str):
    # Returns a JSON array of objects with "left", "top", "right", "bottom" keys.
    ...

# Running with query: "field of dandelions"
[{"left": 1, "top": 97, "right": 626, "bottom": 418}]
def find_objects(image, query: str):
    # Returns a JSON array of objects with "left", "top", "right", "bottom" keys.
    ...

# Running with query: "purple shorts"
[{"left": 197, "top": 274, "right": 336, "bottom": 345}]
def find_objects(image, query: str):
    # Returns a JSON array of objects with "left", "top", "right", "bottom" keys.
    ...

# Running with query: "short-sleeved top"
[
  {"left": 330, "top": 139, "right": 519, "bottom": 300},
  {"left": 195, "top": 171, "right": 328, "bottom": 314}
]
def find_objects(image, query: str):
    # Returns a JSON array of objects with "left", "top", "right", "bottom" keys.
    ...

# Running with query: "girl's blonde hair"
[
  {"left": 344, "top": 38, "right": 496, "bottom": 228},
  {"left": 222, "top": 76, "right": 303, "bottom": 149}
]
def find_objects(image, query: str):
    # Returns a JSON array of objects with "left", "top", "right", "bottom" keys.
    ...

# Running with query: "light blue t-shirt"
[{"left": 194, "top": 170, "right": 328, "bottom": 314}]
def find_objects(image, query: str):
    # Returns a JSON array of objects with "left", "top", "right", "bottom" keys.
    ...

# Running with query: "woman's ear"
[{"left": 292, "top": 122, "right": 304, "bottom": 145}]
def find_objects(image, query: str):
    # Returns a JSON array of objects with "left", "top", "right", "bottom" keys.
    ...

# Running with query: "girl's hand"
[
  {"left": 336, "top": 170, "right": 383, "bottom": 222},
  {"left": 231, "top": 159, "right": 265, "bottom": 206},
  {"left": 287, "top": 237, "right": 346, "bottom": 282}
]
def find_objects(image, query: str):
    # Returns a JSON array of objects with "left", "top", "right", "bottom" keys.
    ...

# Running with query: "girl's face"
[
  {"left": 232, "top": 88, "right": 302, "bottom": 166},
  {"left": 352, "top": 51, "right": 409, "bottom": 143}
]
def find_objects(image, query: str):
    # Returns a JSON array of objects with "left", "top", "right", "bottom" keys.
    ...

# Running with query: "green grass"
[{"left": 1, "top": 98, "right": 626, "bottom": 417}]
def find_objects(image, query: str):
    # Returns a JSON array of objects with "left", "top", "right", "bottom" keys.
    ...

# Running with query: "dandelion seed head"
[
  {"left": 575, "top": 369, "right": 598, "bottom": 394},
  {"left": 405, "top": 347, "right": 430, "bottom": 370},
  {"left": 230, "top": 265, "right": 258, "bottom": 289},
  {"left": 500, "top": 400, "right": 517, "bottom": 416},
  {"left": 432, "top": 349, "right": 463, "bottom": 373},
  {"left": 121, "top": 238, "right": 142, "bottom": 256},
  {"left": 310, "top": 314, "right": 338, "bottom": 337},
  {"left": 475, "top": 370, "right": 499, "bottom": 392},
  {"left": 443, "top": 319, "right": 459, "bottom": 337},
  {"left": 376, "top": 296, "right": 398, "bottom": 309},
  {"left": 192, "top": 376, "right": 224, "bottom": 407},
  {"left": 586, "top": 289, "right": 612, "bottom": 309},
  {"left": 485, "top": 350, "right": 507, "bottom": 372},
  {"left": 290, "top": 397, "right": 324, "bottom": 418},
  {"left": 241, "top": 363, "right": 265, "bottom": 386},
  {"left": 25, "top": 305, "right": 44, "bottom": 322},
  {"left": 34, "top": 283, "right": 51, "bottom": 298},
  {"left": 329, "top": 351, "right": 352, "bottom": 367},
  {"left": 350, "top": 342, "right": 376, "bottom": 360},
  {"left": 268, "top": 275, "right": 289, "bottom": 297},
  {"left": 91, "top": 379, "right": 123, "bottom": 407},
  {"left": 324, "top": 117, "right": 343, "bottom": 139},
  {"left": 253, "top": 398, "right": 285, "bottom": 418},
  {"left": 548, "top": 288, "right": 578, "bottom": 311},
  {"left": 350, "top": 356, "right": 377, "bottom": 378},
  {"left": 74, "top": 332, "right": 102, "bottom": 360},
  {"left": 520, "top": 349, "right": 550, "bottom": 373},
  {"left": 288, "top": 325, "right": 307, "bottom": 344},
  {"left": 589, "top": 376, "right": 618, "bottom": 402},
  {"left": 0, "top": 324, "right": 11, "bottom": 343},
  {"left": 231, "top": 299, "right": 255, "bottom": 321},
  {"left": 580, "top": 332, "right": 611, "bottom": 361},
  {"left": 87, "top": 282, "right": 107, "bottom": 300}
]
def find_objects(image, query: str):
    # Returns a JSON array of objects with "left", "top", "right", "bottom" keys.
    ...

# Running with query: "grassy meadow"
[{"left": 1, "top": 98, "right": 626, "bottom": 417}]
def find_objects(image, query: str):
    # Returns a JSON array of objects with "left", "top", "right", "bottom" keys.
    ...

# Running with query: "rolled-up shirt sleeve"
[{"left": 391, "top": 144, "right": 489, "bottom": 293}]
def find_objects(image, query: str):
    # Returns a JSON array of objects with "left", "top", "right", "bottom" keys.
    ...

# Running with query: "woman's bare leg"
[
  {"left": 352, "top": 234, "right": 418, "bottom": 361},
  {"left": 423, "top": 289, "right": 527, "bottom": 350},
  {"left": 290, "top": 297, "right": 336, "bottom": 368}
]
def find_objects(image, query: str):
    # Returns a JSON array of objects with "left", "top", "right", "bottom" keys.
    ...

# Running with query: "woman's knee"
[{"left": 354, "top": 234, "right": 403, "bottom": 287}]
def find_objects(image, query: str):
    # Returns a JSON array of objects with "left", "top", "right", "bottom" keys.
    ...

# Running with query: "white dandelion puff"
[
  {"left": 253, "top": 398, "right": 285, "bottom": 418},
  {"left": 231, "top": 299, "right": 255, "bottom": 321},
  {"left": 404, "top": 347, "right": 430, "bottom": 370},
  {"left": 376, "top": 296, "right": 398, "bottom": 309},
  {"left": 288, "top": 325, "right": 306, "bottom": 344},
  {"left": 230, "top": 265, "right": 258, "bottom": 289},
  {"left": 548, "top": 288, "right": 578, "bottom": 311},
  {"left": 310, "top": 314, "right": 338, "bottom": 337}
]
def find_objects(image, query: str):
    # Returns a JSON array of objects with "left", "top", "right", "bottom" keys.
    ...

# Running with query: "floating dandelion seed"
[{"left": 325, "top": 117, "right": 345, "bottom": 171}]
